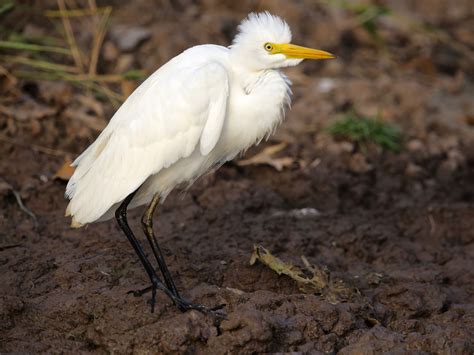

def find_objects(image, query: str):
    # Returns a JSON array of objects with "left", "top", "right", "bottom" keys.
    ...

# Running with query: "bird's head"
[{"left": 230, "top": 12, "right": 334, "bottom": 71}]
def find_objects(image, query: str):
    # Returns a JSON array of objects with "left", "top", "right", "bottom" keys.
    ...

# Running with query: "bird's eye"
[{"left": 264, "top": 43, "right": 273, "bottom": 52}]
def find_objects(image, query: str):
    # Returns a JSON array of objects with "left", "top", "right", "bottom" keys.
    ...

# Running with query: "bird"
[{"left": 65, "top": 11, "right": 334, "bottom": 315}]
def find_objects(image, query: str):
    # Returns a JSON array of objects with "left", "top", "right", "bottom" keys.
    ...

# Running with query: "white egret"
[{"left": 65, "top": 12, "right": 334, "bottom": 314}]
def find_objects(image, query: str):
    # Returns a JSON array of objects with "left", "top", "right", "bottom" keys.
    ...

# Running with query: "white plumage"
[{"left": 66, "top": 12, "right": 334, "bottom": 227}]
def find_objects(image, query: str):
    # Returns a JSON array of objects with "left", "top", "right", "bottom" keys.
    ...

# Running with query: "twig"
[
  {"left": 83, "top": 0, "right": 98, "bottom": 98},
  {"left": 44, "top": 6, "right": 111, "bottom": 17},
  {"left": 11, "top": 188, "right": 38, "bottom": 229},
  {"left": 89, "top": 6, "right": 112, "bottom": 76},
  {"left": 56, "top": 0, "right": 85, "bottom": 70},
  {"left": 4, "top": 2, "right": 130, "bottom": 107},
  {"left": 0, "top": 40, "right": 71, "bottom": 55},
  {"left": 89, "top": 81, "right": 123, "bottom": 107},
  {"left": 0, "top": 55, "right": 79, "bottom": 73},
  {"left": 0, "top": 180, "right": 38, "bottom": 229}
]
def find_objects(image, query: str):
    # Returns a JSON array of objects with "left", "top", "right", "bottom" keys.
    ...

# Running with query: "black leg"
[
  {"left": 116, "top": 189, "right": 226, "bottom": 317},
  {"left": 116, "top": 190, "right": 171, "bottom": 313},
  {"left": 141, "top": 193, "right": 180, "bottom": 297}
]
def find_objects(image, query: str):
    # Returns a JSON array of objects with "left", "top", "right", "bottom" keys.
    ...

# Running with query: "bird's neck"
[
  {"left": 230, "top": 63, "right": 274, "bottom": 94},
  {"left": 229, "top": 46, "right": 264, "bottom": 73}
]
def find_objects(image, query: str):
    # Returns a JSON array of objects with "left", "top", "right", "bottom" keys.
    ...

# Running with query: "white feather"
[
  {"left": 66, "top": 12, "right": 309, "bottom": 226},
  {"left": 66, "top": 46, "right": 230, "bottom": 224}
]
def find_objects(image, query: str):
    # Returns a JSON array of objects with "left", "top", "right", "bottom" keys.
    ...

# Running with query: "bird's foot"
[
  {"left": 127, "top": 279, "right": 160, "bottom": 313},
  {"left": 173, "top": 297, "right": 227, "bottom": 319},
  {"left": 127, "top": 285, "right": 153, "bottom": 297},
  {"left": 127, "top": 284, "right": 226, "bottom": 318}
]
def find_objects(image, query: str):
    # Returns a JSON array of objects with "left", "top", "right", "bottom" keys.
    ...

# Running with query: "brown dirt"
[{"left": 1, "top": 1, "right": 474, "bottom": 353}]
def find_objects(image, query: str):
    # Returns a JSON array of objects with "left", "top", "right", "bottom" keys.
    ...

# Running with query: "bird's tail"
[{"left": 65, "top": 131, "right": 112, "bottom": 227}]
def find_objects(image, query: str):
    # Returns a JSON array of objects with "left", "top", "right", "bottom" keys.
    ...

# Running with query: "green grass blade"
[{"left": 0, "top": 40, "right": 71, "bottom": 55}]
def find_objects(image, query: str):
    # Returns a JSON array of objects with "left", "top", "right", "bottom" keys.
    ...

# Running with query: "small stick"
[
  {"left": 44, "top": 6, "right": 111, "bottom": 17},
  {"left": 0, "top": 40, "right": 71, "bottom": 55},
  {"left": 57, "top": 0, "right": 85, "bottom": 70},
  {"left": 89, "top": 6, "right": 112, "bottom": 76},
  {"left": 0, "top": 55, "right": 79, "bottom": 73},
  {"left": 1, "top": 180, "right": 38, "bottom": 229}
]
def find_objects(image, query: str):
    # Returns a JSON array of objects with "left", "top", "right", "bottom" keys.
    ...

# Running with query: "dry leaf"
[
  {"left": 250, "top": 245, "right": 358, "bottom": 304},
  {"left": 54, "top": 157, "right": 75, "bottom": 181},
  {"left": 250, "top": 244, "right": 303, "bottom": 278},
  {"left": 237, "top": 142, "right": 295, "bottom": 171}
]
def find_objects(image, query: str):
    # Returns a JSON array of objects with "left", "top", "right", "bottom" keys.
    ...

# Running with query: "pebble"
[{"left": 110, "top": 25, "right": 152, "bottom": 51}]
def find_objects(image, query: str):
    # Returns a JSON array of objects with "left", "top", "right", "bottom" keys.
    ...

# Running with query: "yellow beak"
[{"left": 275, "top": 43, "right": 335, "bottom": 60}]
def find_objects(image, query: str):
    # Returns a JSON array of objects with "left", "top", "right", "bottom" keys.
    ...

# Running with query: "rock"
[
  {"left": 110, "top": 25, "right": 152, "bottom": 52},
  {"left": 317, "top": 78, "right": 336, "bottom": 93}
]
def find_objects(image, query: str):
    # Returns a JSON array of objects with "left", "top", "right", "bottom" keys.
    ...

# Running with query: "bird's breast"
[
  {"left": 217, "top": 70, "right": 291, "bottom": 158},
  {"left": 130, "top": 70, "right": 292, "bottom": 207}
]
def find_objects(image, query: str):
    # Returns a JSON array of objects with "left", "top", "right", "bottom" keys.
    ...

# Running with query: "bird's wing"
[{"left": 66, "top": 60, "right": 229, "bottom": 225}]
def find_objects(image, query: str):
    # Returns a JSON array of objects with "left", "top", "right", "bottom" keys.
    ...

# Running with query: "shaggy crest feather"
[{"left": 232, "top": 12, "right": 292, "bottom": 47}]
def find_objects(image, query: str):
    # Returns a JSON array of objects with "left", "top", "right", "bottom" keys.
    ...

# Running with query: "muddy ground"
[{"left": 1, "top": 0, "right": 474, "bottom": 353}]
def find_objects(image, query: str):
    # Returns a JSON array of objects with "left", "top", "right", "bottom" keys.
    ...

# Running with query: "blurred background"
[{"left": 1, "top": 0, "right": 473, "bottom": 353}]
